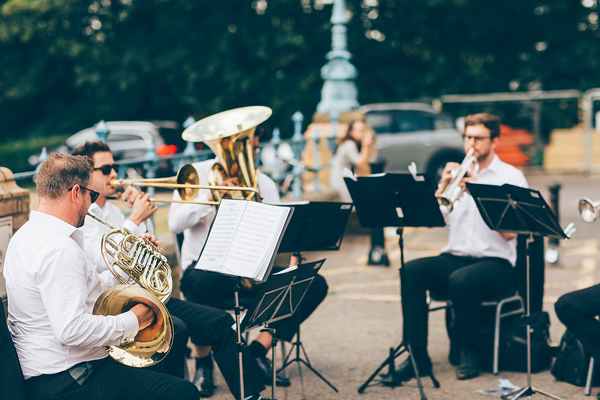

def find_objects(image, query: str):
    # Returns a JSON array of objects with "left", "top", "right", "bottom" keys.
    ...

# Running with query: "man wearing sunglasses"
[
  {"left": 72, "top": 142, "right": 267, "bottom": 400},
  {"left": 390, "top": 113, "right": 529, "bottom": 384},
  {"left": 3, "top": 153, "right": 199, "bottom": 400}
]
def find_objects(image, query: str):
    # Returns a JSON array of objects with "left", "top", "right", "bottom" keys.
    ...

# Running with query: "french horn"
[{"left": 88, "top": 212, "right": 173, "bottom": 368}]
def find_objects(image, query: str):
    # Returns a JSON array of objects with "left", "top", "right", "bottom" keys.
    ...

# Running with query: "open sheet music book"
[{"left": 195, "top": 199, "right": 294, "bottom": 282}]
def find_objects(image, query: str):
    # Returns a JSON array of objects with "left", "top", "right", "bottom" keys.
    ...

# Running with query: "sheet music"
[{"left": 196, "top": 199, "right": 292, "bottom": 281}]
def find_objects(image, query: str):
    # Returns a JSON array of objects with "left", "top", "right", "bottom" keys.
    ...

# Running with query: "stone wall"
[{"left": 0, "top": 167, "right": 30, "bottom": 313}]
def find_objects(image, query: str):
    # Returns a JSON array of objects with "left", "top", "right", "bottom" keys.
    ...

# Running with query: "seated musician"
[
  {"left": 72, "top": 142, "right": 267, "bottom": 399},
  {"left": 394, "top": 113, "right": 528, "bottom": 382},
  {"left": 3, "top": 154, "right": 199, "bottom": 400},
  {"left": 555, "top": 285, "right": 600, "bottom": 398},
  {"left": 168, "top": 129, "right": 329, "bottom": 389}
]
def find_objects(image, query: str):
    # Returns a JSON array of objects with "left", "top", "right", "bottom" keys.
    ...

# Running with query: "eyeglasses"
[
  {"left": 68, "top": 185, "right": 99, "bottom": 203},
  {"left": 462, "top": 134, "right": 491, "bottom": 142},
  {"left": 93, "top": 164, "right": 120, "bottom": 175}
]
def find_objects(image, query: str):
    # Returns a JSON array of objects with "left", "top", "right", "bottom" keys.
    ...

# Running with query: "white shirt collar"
[
  {"left": 30, "top": 210, "right": 79, "bottom": 240},
  {"left": 479, "top": 154, "right": 502, "bottom": 176}
]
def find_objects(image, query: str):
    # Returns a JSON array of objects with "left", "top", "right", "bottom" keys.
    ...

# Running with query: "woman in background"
[{"left": 329, "top": 120, "right": 373, "bottom": 202}]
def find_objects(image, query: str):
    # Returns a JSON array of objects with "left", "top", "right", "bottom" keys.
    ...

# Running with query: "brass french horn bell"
[{"left": 182, "top": 106, "right": 272, "bottom": 203}]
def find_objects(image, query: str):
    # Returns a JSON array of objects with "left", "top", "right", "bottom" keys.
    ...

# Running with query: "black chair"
[
  {"left": 428, "top": 235, "right": 544, "bottom": 375},
  {"left": 0, "top": 303, "right": 27, "bottom": 400}
]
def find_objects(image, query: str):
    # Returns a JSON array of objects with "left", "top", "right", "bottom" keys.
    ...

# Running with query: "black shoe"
[
  {"left": 193, "top": 362, "right": 215, "bottom": 397},
  {"left": 255, "top": 355, "right": 291, "bottom": 387},
  {"left": 381, "top": 353, "right": 440, "bottom": 388},
  {"left": 456, "top": 348, "right": 479, "bottom": 380}
]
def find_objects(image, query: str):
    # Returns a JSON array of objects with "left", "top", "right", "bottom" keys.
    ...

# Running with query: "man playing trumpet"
[{"left": 394, "top": 113, "right": 528, "bottom": 383}]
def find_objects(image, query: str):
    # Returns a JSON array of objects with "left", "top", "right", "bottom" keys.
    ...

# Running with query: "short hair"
[
  {"left": 463, "top": 113, "right": 501, "bottom": 139},
  {"left": 71, "top": 141, "right": 111, "bottom": 160},
  {"left": 36, "top": 154, "right": 93, "bottom": 200}
]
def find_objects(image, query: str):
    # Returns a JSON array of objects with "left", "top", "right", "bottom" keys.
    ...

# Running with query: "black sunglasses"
[
  {"left": 93, "top": 164, "right": 120, "bottom": 175},
  {"left": 68, "top": 185, "right": 99, "bottom": 203}
]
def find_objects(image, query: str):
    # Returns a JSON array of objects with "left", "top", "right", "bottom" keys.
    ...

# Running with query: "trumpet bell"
[
  {"left": 93, "top": 285, "right": 173, "bottom": 367},
  {"left": 579, "top": 197, "right": 599, "bottom": 223}
]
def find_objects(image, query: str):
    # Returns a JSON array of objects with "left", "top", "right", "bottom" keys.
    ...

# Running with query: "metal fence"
[{"left": 12, "top": 111, "right": 341, "bottom": 201}]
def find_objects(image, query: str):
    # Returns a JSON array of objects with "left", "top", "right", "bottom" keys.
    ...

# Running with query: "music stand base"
[
  {"left": 278, "top": 338, "right": 338, "bottom": 393},
  {"left": 357, "top": 340, "right": 439, "bottom": 399},
  {"left": 502, "top": 386, "right": 565, "bottom": 400}
]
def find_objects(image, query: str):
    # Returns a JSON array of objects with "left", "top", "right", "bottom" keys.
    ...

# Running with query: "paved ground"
[{"left": 158, "top": 173, "right": 600, "bottom": 400}]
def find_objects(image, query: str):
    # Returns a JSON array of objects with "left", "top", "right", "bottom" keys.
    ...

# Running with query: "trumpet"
[
  {"left": 110, "top": 164, "right": 258, "bottom": 206},
  {"left": 87, "top": 212, "right": 173, "bottom": 367},
  {"left": 579, "top": 197, "right": 600, "bottom": 223},
  {"left": 436, "top": 148, "right": 479, "bottom": 215}
]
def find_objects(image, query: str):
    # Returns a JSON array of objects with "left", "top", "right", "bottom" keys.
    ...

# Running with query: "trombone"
[
  {"left": 111, "top": 164, "right": 259, "bottom": 206},
  {"left": 579, "top": 197, "right": 600, "bottom": 223}
]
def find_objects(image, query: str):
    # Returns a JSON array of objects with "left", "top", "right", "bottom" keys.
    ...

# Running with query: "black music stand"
[
  {"left": 345, "top": 173, "right": 445, "bottom": 400},
  {"left": 275, "top": 201, "right": 352, "bottom": 394},
  {"left": 240, "top": 259, "right": 326, "bottom": 400},
  {"left": 466, "top": 182, "right": 572, "bottom": 400}
]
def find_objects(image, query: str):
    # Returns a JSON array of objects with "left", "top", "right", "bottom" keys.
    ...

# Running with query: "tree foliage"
[{"left": 0, "top": 0, "right": 599, "bottom": 149}]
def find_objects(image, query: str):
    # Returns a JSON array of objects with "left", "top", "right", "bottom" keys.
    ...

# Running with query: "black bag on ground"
[
  {"left": 551, "top": 329, "right": 598, "bottom": 387},
  {"left": 476, "top": 311, "right": 554, "bottom": 373}
]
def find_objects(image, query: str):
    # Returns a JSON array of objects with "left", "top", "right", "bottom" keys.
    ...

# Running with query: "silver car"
[{"left": 361, "top": 103, "right": 465, "bottom": 181}]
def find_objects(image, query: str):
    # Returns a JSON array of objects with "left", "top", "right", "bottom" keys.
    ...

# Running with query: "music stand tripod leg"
[
  {"left": 277, "top": 325, "right": 339, "bottom": 392},
  {"left": 358, "top": 228, "right": 431, "bottom": 400},
  {"left": 233, "top": 280, "right": 245, "bottom": 400},
  {"left": 501, "top": 236, "right": 566, "bottom": 400}
]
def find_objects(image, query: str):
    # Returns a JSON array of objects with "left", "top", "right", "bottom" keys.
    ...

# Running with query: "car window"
[
  {"left": 434, "top": 115, "right": 455, "bottom": 130},
  {"left": 365, "top": 112, "right": 394, "bottom": 134},
  {"left": 398, "top": 112, "right": 433, "bottom": 132},
  {"left": 109, "top": 132, "right": 146, "bottom": 142}
]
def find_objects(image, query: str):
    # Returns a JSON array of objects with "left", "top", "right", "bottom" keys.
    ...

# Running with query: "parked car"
[
  {"left": 29, "top": 120, "right": 190, "bottom": 176},
  {"left": 360, "top": 103, "right": 465, "bottom": 181}
]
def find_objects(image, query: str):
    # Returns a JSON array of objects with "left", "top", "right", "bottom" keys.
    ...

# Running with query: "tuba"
[
  {"left": 436, "top": 148, "right": 479, "bottom": 215},
  {"left": 88, "top": 212, "right": 173, "bottom": 368},
  {"left": 181, "top": 106, "right": 272, "bottom": 203}
]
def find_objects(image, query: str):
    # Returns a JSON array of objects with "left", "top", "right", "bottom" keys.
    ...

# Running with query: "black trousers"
[
  {"left": 149, "top": 315, "right": 189, "bottom": 379},
  {"left": 181, "top": 266, "right": 329, "bottom": 342},
  {"left": 25, "top": 357, "right": 198, "bottom": 400},
  {"left": 555, "top": 284, "right": 600, "bottom": 360},
  {"left": 166, "top": 297, "right": 265, "bottom": 399},
  {"left": 401, "top": 253, "right": 515, "bottom": 351}
]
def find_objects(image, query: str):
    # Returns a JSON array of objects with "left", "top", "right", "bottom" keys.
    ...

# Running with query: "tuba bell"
[
  {"left": 88, "top": 212, "right": 174, "bottom": 368},
  {"left": 181, "top": 106, "right": 272, "bottom": 203}
]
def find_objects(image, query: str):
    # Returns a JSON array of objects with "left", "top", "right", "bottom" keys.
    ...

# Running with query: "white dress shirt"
[
  {"left": 440, "top": 155, "right": 529, "bottom": 266},
  {"left": 3, "top": 211, "right": 139, "bottom": 379},
  {"left": 168, "top": 159, "right": 281, "bottom": 271},
  {"left": 83, "top": 201, "right": 154, "bottom": 274}
]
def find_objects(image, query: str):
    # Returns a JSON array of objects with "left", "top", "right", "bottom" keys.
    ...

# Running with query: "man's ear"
[{"left": 69, "top": 185, "right": 81, "bottom": 204}]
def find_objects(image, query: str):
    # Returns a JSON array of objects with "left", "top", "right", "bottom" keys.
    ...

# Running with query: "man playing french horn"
[
  {"left": 3, "top": 154, "right": 199, "bottom": 400},
  {"left": 73, "top": 141, "right": 268, "bottom": 400},
  {"left": 393, "top": 113, "right": 528, "bottom": 384}
]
